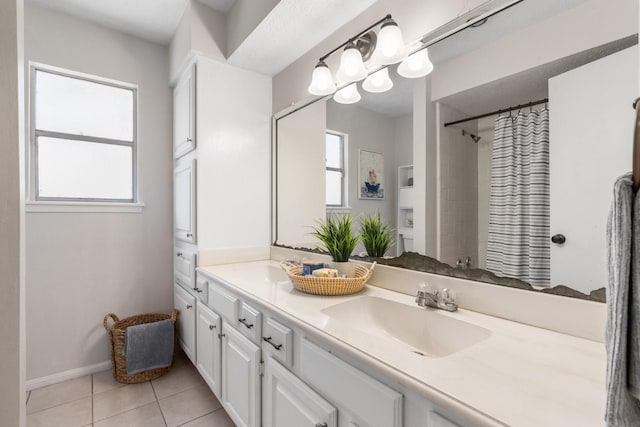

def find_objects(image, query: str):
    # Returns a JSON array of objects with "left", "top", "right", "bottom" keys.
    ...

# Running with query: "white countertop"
[{"left": 199, "top": 260, "right": 606, "bottom": 427}]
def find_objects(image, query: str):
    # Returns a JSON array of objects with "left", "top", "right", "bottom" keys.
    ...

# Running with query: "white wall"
[
  {"left": 169, "top": 0, "right": 226, "bottom": 84},
  {"left": 196, "top": 57, "right": 272, "bottom": 251},
  {"left": 25, "top": 3, "right": 173, "bottom": 381},
  {"left": 326, "top": 102, "right": 397, "bottom": 234},
  {"left": 276, "top": 101, "right": 327, "bottom": 247},
  {"left": 0, "top": 0, "right": 26, "bottom": 424},
  {"left": 549, "top": 46, "right": 638, "bottom": 294},
  {"left": 431, "top": 0, "right": 638, "bottom": 101}
]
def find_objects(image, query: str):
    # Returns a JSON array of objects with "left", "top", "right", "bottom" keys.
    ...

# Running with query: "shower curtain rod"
[{"left": 443, "top": 98, "right": 549, "bottom": 128}]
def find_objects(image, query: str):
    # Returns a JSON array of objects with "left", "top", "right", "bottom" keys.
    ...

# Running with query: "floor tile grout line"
[
  {"left": 150, "top": 379, "right": 169, "bottom": 427},
  {"left": 175, "top": 409, "right": 217, "bottom": 427},
  {"left": 25, "top": 393, "right": 92, "bottom": 416}
]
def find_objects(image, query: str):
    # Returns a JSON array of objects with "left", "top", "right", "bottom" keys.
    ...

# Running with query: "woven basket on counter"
[
  {"left": 103, "top": 310, "right": 178, "bottom": 384},
  {"left": 280, "top": 261, "right": 376, "bottom": 296}
]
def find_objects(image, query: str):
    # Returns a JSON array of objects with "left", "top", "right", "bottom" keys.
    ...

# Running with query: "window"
[
  {"left": 326, "top": 131, "right": 346, "bottom": 207},
  {"left": 31, "top": 65, "right": 137, "bottom": 203}
]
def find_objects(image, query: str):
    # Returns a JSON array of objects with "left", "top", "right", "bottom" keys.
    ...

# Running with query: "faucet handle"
[{"left": 440, "top": 288, "right": 456, "bottom": 304}]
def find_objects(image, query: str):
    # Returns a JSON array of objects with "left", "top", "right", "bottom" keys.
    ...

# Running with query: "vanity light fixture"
[
  {"left": 362, "top": 67, "right": 393, "bottom": 93},
  {"left": 333, "top": 83, "right": 361, "bottom": 104},
  {"left": 398, "top": 48, "right": 434, "bottom": 78}
]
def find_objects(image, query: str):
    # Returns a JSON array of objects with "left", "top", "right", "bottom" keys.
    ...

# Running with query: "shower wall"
[
  {"left": 438, "top": 103, "right": 479, "bottom": 268},
  {"left": 476, "top": 116, "right": 496, "bottom": 269}
]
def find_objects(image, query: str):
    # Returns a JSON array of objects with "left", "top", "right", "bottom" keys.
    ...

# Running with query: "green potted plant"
[
  {"left": 359, "top": 212, "right": 394, "bottom": 258},
  {"left": 310, "top": 213, "right": 359, "bottom": 277}
]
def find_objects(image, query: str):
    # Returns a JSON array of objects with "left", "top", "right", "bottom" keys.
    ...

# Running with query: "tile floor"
[{"left": 26, "top": 352, "right": 235, "bottom": 427}]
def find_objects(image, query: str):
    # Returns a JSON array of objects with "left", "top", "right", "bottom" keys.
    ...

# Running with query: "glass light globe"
[
  {"left": 335, "top": 44, "right": 367, "bottom": 85},
  {"left": 371, "top": 19, "right": 407, "bottom": 65},
  {"left": 333, "top": 83, "right": 361, "bottom": 104},
  {"left": 398, "top": 49, "right": 434, "bottom": 78},
  {"left": 362, "top": 68, "right": 393, "bottom": 93},
  {"left": 307, "top": 61, "right": 337, "bottom": 95}
]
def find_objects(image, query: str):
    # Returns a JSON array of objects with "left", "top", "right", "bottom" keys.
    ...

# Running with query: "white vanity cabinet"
[
  {"left": 174, "top": 283, "right": 197, "bottom": 364},
  {"left": 173, "top": 63, "right": 196, "bottom": 158},
  {"left": 196, "top": 300, "right": 222, "bottom": 396},
  {"left": 221, "top": 322, "right": 261, "bottom": 427},
  {"left": 263, "top": 356, "right": 337, "bottom": 427}
]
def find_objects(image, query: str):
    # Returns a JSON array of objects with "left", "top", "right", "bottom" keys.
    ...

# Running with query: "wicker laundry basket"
[{"left": 103, "top": 310, "right": 179, "bottom": 384}]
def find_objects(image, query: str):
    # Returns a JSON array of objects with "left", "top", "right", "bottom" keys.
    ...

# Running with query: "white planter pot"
[{"left": 332, "top": 261, "right": 355, "bottom": 278}]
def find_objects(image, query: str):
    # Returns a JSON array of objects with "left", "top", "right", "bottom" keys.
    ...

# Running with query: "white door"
[
  {"left": 173, "top": 64, "right": 196, "bottom": 158},
  {"left": 196, "top": 301, "right": 222, "bottom": 398},
  {"left": 263, "top": 356, "right": 337, "bottom": 427},
  {"left": 549, "top": 47, "right": 637, "bottom": 293},
  {"left": 174, "top": 283, "right": 196, "bottom": 364},
  {"left": 221, "top": 323, "right": 261, "bottom": 427},
  {"left": 174, "top": 159, "right": 196, "bottom": 244}
]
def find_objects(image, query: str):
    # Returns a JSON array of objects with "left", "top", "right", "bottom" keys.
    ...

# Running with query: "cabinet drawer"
[
  {"left": 193, "top": 275, "right": 208, "bottom": 302},
  {"left": 207, "top": 279, "right": 238, "bottom": 325},
  {"left": 174, "top": 247, "right": 196, "bottom": 288},
  {"left": 299, "top": 338, "right": 402, "bottom": 427},
  {"left": 262, "top": 317, "right": 293, "bottom": 367},
  {"left": 237, "top": 302, "right": 262, "bottom": 345}
]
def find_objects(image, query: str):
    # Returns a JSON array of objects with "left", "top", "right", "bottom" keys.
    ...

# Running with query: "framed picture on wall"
[{"left": 358, "top": 149, "right": 384, "bottom": 200}]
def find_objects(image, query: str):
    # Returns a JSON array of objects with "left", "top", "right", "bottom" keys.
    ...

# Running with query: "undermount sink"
[{"left": 321, "top": 296, "right": 491, "bottom": 357}]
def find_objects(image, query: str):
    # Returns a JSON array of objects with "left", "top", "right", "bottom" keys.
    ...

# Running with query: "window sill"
[
  {"left": 326, "top": 206, "right": 352, "bottom": 215},
  {"left": 26, "top": 201, "right": 145, "bottom": 213}
]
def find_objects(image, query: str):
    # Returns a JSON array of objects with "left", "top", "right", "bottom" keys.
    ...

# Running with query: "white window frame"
[
  {"left": 325, "top": 130, "right": 350, "bottom": 213},
  {"left": 26, "top": 62, "right": 143, "bottom": 213}
]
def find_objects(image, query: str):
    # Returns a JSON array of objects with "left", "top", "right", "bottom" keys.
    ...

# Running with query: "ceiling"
[
  {"left": 28, "top": 0, "right": 236, "bottom": 45},
  {"left": 27, "top": 0, "right": 377, "bottom": 77}
]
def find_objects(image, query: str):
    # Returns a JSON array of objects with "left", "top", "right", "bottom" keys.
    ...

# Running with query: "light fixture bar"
[{"left": 318, "top": 14, "right": 392, "bottom": 62}]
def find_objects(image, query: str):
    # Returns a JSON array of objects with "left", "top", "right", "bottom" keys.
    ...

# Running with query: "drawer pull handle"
[
  {"left": 209, "top": 324, "right": 215, "bottom": 330},
  {"left": 186, "top": 138, "right": 193, "bottom": 142},
  {"left": 239, "top": 318, "right": 254, "bottom": 329},
  {"left": 186, "top": 304, "right": 193, "bottom": 309},
  {"left": 192, "top": 287, "right": 202, "bottom": 293},
  {"left": 218, "top": 333, "right": 226, "bottom": 339},
  {"left": 176, "top": 252, "right": 183, "bottom": 257},
  {"left": 263, "top": 336, "right": 282, "bottom": 350}
]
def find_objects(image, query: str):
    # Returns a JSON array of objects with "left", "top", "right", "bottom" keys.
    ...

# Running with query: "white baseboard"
[{"left": 26, "top": 360, "right": 111, "bottom": 391}]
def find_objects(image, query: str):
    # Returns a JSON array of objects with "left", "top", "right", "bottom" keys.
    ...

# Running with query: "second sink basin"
[{"left": 321, "top": 296, "right": 491, "bottom": 357}]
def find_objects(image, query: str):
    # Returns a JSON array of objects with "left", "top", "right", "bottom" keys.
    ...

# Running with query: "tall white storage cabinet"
[
  {"left": 173, "top": 56, "right": 272, "bottom": 366},
  {"left": 397, "top": 165, "right": 414, "bottom": 255}
]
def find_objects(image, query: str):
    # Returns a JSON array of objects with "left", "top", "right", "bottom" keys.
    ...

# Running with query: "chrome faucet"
[{"left": 415, "top": 283, "right": 458, "bottom": 312}]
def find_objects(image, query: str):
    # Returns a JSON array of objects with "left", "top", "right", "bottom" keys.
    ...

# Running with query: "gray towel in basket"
[{"left": 125, "top": 318, "right": 174, "bottom": 375}]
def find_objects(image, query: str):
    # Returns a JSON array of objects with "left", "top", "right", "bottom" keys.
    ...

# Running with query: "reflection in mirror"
[{"left": 274, "top": 0, "right": 639, "bottom": 301}]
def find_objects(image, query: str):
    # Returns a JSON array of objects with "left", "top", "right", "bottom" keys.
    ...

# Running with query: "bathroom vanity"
[{"left": 173, "top": 258, "right": 605, "bottom": 427}]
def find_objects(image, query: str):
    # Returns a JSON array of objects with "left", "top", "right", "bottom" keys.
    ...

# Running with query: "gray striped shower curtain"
[{"left": 486, "top": 109, "right": 550, "bottom": 287}]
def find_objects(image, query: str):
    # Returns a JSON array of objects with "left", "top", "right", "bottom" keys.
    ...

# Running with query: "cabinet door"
[
  {"left": 196, "top": 300, "right": 222, "bottom": 398},
  {"left": 174, "top": 159, "right": 196, "bottom": 244},
  {"left": 263, "top": 356, "right": 337, "bottom": 427},
  {"left": 221, "top": 323, "right": 261, "bottom": 427},
  {"left": 173, "top": 65, "right": 196, "bottom": 158},
  {"left": 174, "top": 283, "right": 196, "bottom": 364},
  {"left": 174, "top": 246, "right": 196, "bottom": 289}
]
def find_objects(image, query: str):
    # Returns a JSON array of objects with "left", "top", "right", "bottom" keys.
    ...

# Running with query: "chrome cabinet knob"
[
  {"left": 551, "top": 234, "right": 566, "bottom": 244},
  {"left": 186, "top": 304, "right": 192, "bottom": 309},
  {"left": 186, "top": 233, "right": 193, "bottom": 238},
  {"left": 315, "top": 423, "right": 328, "bottom": 427},
  {"left": 176, "top": 252, "right": 183, "bottom": 257},
  {"left": 209, "top": 324, "right": 215, "bottom": 330}
]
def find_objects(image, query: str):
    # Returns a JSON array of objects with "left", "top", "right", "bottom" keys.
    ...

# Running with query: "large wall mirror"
[{"left": 274, "top": 0, "right": 638, "bottom": 301}]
